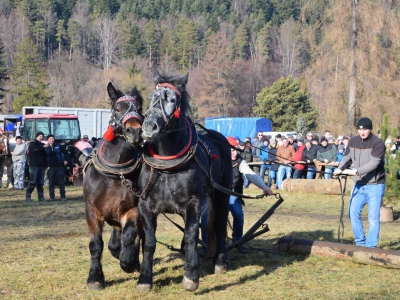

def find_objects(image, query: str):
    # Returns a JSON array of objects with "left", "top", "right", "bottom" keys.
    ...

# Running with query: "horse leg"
[
  {"left": 136, "top": 202, "right": 157, "bottom": 292},
  {"left": 86, "top": 217, "right": 105, "bottom": 290},
  {"left": 211, "top": 190, "right": 229, "bottom": 274},
  {"left": 182, "top": 199, "right": 201, "bottom": 291},
  {"left": 108, "top": 226, "right": 121, "bottom": 259},
  {"left": 119, "top": 209, "right": 141, "bottom": 273}
]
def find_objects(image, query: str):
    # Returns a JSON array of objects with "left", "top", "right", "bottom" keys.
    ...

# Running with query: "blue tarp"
[{"left": 204, "top": 117, "right": 272, "bottom": 141}]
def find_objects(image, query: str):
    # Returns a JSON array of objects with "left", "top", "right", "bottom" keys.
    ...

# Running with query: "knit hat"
[
  {"left": 36, "top": 131, "right": 45, "bottom": 138},
  {"left": 298, "top": 139, "right": 304, "bottom": 144},
  {"left": 338, "top": 135, "right": 344, "bottom": 140},
  {"left": 328, "top": 137, "right": 334, "bottom": 141},
  {"left": 304, "top": 139, "right": 311, "bottom": 145},
  {"left": 357, "top": 117, "right": 373, "bottom": 130},
  {"left": 320, "top": 137, "right": 328, "bottom": 143},
  {"left": 227, "top": 136, "right": 238, "bottom": 147},
  {"left": 47, "top": 134, "right": 55, "bottom": 140},
  {"left": 338, "top": 145, "right": 344, "bottom": 150},
  {"left": 311, "top": 137, "right": 319, "bottom": 143}
]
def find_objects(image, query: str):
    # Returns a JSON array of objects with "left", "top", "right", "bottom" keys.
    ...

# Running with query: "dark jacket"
[
  {"left": 268, "top": 147, "right": 279, "bottom": 172},
  {"left": 317, "top": 144, "right": 337, "bottom": 169},
  {"left": 302, "top": 145, "right": 318, "bottom": 165},
  {"left": 45, "top": 143, "right": 69, "bottom": 167},
  {"left": 28, "top": 139, "right": 47, "bottom": 167},
  {"left": 242, "top": 146, "right": 253, "bottom": 163},
  {"left": 232, "top": 155, "right": 244, "bottom": 195},
  {"left": 338, "top": 133, "right": 385, "bottom": 185}
]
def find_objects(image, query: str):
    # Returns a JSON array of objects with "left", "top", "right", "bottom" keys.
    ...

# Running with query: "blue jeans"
[
  {"left": 267, "top": 170, "right": 276, "bottom": 187},
  {"left": 306, "top": 166, "right": 316, "bottom": 179},
  {"left": 277, "top": 165, "right": 292, "bottom": 190},
  {"left": 229, "top": 195, "right": 244, "bottom": 242},
  {"left": 324, "top": 167, "right": 333, "bottom": 179},
  {"left": 243, "top": 174, "right": 249, "bottom": 188},
  {"left": 348, "top": 183, "right": 385, "bottom": 248},
  {"left": 259, "top": 164, "right": 270, "bottom": 181}
]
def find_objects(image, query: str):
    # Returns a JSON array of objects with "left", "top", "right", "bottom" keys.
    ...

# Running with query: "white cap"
[{"left": 338, "top": 135, "right": 343, "bottom": 140}]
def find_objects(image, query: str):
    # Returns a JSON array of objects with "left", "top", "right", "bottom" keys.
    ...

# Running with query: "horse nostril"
[{"left": 152, "top": 123, "right": 157, "bottom": 131}]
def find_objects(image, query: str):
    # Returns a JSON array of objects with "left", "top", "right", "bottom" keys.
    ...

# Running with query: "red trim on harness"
[
  {"left": 156, "top": 83, "right": 181, "bottom": 97},
  {"left": 148, "top": 118, "right": 192, "bottom": 160},
  {"left": 122, "top": 112, "right": 143, "bottom": 125},
  {"left": 99, "top": 141, "right": 135, "bottom": 166},
  {"left": 116, "top": 95, "right": 136, "bottom": 103}
]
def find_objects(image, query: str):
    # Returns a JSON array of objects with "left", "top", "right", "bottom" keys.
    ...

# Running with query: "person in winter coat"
[
  {"left": 334, "top": 117, "right": 385, "bottom": 248},
  {"left": 317, "top": 136, "right": 337, "bottom": 179},
  {"left": 11, "top": 136, "right": 26, "bottom": 190},
  {"left": 26, "top": 131, "right": 48, "bottom": 202},
  {"left": 201, "top": 136, "right": 274, "bottom": 254},
  {"left": 266, "top": 139, "right": 279, "bottom": 187},
  {"left": 44, "top": 134, "right": 69, "bottom": 201},
  {"left": 259, "top": 138, "right": 270, "bottom": 182},
  {"left": 302, "top": 140, "right": 318, "bottom": 179},
  {"left": 292, "top": 140, "right": 306, "bottom": 179},
  {"left": 276, "top": 138, "right": 295, "bottom": 189}
]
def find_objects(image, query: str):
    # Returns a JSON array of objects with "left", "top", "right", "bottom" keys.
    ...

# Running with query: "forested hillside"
[{"left": 0, "top": 0, "right": 399, "bottom": 135}]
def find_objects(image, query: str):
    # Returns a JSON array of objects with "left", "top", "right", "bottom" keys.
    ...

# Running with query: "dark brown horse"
[
  {"left": 137, "top": 71, "right": 232, "bottom": 292},
  {"left": 84, "top": 83, "right": 144, "bottom": 290}
]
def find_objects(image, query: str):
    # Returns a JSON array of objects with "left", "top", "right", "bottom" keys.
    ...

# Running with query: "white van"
[{"left": 262, "top": 131, "right": 300, "bottom": 140}]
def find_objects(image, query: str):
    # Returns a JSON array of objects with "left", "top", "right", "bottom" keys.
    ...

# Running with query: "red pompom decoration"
[
  {"left": 211, "top": 153, "right": 218, "bottom": 161},
  {"left": 103, "top": 126, "right": 115, "bottom": 141},
  {"left": 174, "top": 107, "right": 181, "bottom": 118}
]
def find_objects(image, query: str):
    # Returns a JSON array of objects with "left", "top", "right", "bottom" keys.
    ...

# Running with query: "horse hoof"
[
  {"left": 87, "top": 282, "right": 105, "bottom": 290},
  {"left": 136, "top": 283, "right": 152, "bottom": 292},
  {"left": 214, "top": 264, "right": 228, "bottom": 274},
  {"left": 182, "top": 276, "right": 199, "bottom": 291}
]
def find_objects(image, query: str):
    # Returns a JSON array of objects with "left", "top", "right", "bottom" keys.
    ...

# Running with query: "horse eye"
[{"left": 169, "top": 98, "right": 176, "bottom": 103}]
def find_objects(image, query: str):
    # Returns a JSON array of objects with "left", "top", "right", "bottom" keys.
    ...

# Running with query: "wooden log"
[
  {"left": 282, "top": 179, "right": 354, "bottom": 195},
  {"left": 276, "top": 237, "right": 400, "bottom": 269},
  {"left": 380, "top": 206, "right": 394, "bottom": 222}
]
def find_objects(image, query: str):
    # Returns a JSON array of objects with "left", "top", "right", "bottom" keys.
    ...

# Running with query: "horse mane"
[{"left": 153, "top": 71, "right": 192, "bottom": 116}]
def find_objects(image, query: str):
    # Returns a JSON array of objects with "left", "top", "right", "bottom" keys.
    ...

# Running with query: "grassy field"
[{"left": 0, "top": 185, "right": 400, "bottom": 300}]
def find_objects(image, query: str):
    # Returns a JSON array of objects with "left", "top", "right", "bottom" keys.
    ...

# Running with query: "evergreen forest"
[{"left": 0, "top": 0, "right": 399, "bottom": 135}]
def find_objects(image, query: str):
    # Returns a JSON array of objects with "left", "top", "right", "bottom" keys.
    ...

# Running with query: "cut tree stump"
[
  {"left": 380, "top": 206, "right": 394, "bottom": 222},
  {"left": 276, "top": 237, "right": 400, "bottom": 269}
]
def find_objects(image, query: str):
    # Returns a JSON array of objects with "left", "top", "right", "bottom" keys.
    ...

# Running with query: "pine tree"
[
  {"left": 11, "top": 37, "right": 52, "bottom": 113},
  {"left": 253, "top": 76, "right": 317, "bottom": 131}
]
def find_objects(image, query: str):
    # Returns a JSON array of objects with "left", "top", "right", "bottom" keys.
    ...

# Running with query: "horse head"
[
  {"left": 142, "top": 71, "right": 190, "bottom": 141},
  {"left": 106, "top": 82, "right": 144, "bottom": 146}
]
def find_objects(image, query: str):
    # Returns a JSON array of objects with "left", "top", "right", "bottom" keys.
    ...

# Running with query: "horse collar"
[
  {"left": 143, "top": 117, "right": 198, "bottom": 171},
  {"left": 91, "top": 140, "right": 142, "bottom": 177}
]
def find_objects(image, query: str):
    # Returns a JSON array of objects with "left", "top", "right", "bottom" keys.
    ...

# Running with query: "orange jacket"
[{"left": 276, "top": 144, "right": 295, "bottom": 163}]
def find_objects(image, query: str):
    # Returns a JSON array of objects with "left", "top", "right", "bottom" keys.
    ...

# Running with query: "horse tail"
[{"left": 205, "top": 196, "right": 217, "bottom": 257}]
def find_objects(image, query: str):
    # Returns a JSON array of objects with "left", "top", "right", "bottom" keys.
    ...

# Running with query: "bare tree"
[
  {"left": 348, "top": 0, "right": 357, "bottom": 128},
  {"left": 93, "top": 15, "right": 120, "bottom": 70}
]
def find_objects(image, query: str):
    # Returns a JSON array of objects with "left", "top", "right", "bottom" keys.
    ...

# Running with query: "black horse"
[
  {"left": 137, "top": 71, "right": 232, "bottom": 291},
  {"left": 84, "top": 82, "right": 144, "bottom": 290}
]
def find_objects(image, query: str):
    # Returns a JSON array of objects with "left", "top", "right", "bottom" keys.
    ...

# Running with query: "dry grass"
[{"left": 0, "top": 185, "right": 400, "bottom": 299}]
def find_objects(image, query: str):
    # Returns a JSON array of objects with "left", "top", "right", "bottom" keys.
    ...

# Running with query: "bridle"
[
  {"left": 144, "top": 83, "right": 182, "bottom": 129},
  {"left": 110, "top": 95, "right": 143, "bottom": 136}
]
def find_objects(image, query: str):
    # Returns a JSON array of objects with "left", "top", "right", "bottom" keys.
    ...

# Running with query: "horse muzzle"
[{"left": 141, "top": 119, "right": 161, "bottom": 141}]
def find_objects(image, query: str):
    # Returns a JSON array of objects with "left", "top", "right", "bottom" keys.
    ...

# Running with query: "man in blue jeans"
[
  {"left": 201, "top": 136, "right": 273, "bottom": 254},
  {"left": 334, "top": 117, "right": 386, "bottom": 248}
]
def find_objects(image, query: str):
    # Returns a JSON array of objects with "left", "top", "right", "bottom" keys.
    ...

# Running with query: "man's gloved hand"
[
  {"left": 333, "top": 169, "right": 343, "bottom": 176},
  {"left": 262, "top": 186, "right": 274, "bottom": 196},
  {"left": 342, "top": 169, "right": 358, "bottom": 176}
]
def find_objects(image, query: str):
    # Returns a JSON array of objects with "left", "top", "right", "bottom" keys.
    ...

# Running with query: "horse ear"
[
  {"left": 182, "top": 73, "right": 189, "bottom": 85},
  {"left": 107, "top": 82, "right": 119, "bottom": 102},
  {"left": 154, "top": 70, "right": 161, "bottom": 84}
]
